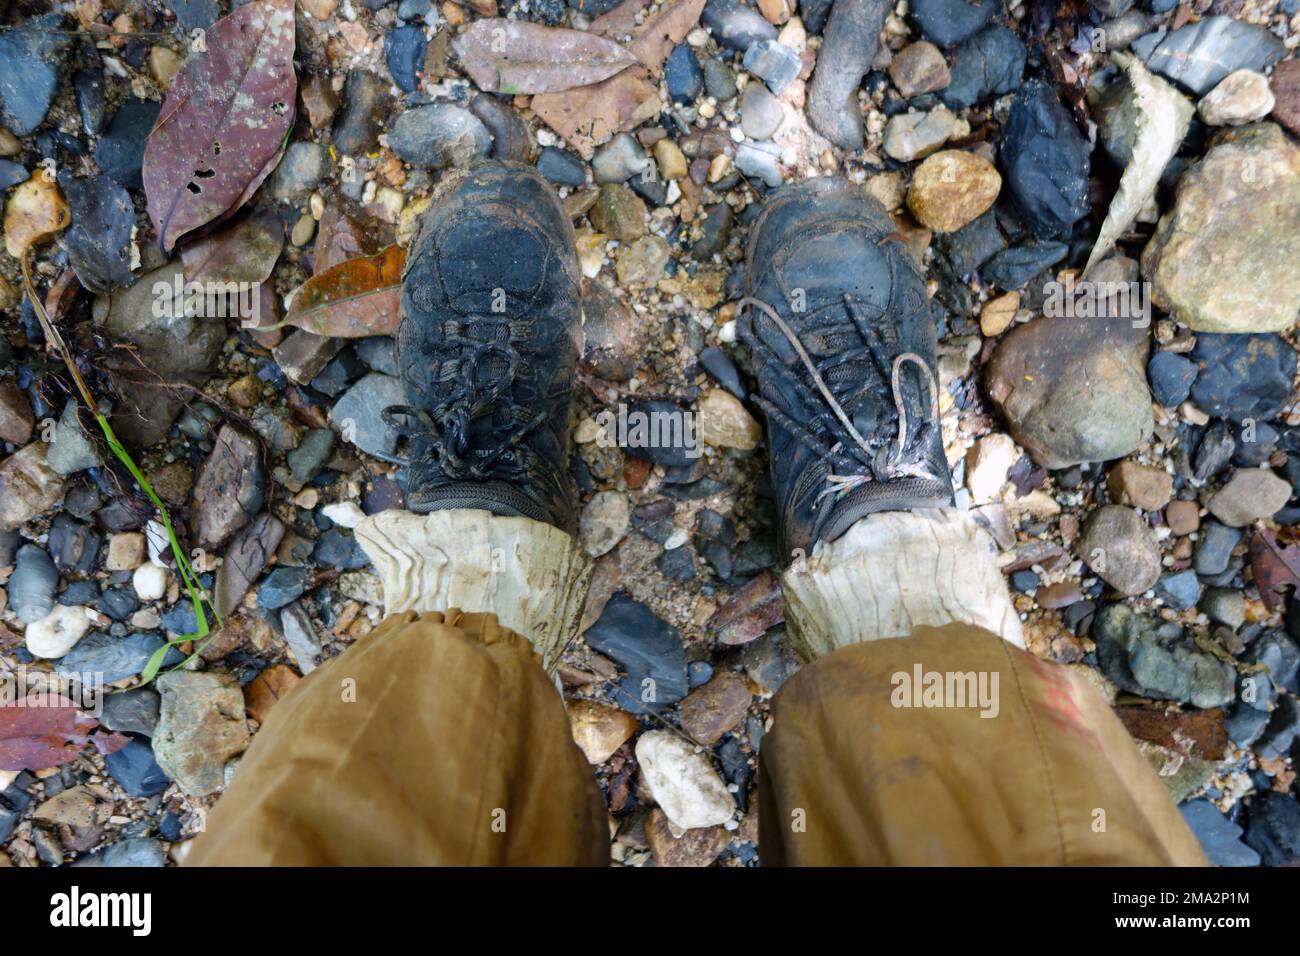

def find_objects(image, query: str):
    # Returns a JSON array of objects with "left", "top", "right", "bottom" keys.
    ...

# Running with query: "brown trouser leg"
[
  {"left": 190, "top": 612, "right": 1203, "bottom": 866},
  {"left": 186, "top": 610, "right": 608, "bottom": 866},
  {"left": 757, "top": 623, "right": 1207, "bottom": 866}
]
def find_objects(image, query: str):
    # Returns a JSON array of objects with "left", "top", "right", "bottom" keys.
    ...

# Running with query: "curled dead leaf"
[
  {"left": 3, "top": 175, "right": 71, "bottom": 259},
  {"left": 284, "top": 244, "right": 404, "bottom": 337}
]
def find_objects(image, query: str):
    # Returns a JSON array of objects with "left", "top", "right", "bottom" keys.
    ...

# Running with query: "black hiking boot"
[
  {"left": 389, "top": 161, "right": 583, "bottom": 533},
  {"left": 739, "top": 177, "right": 954, "bottom": 559}
]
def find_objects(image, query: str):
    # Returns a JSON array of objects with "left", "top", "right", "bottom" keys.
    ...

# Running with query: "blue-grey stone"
[
  {"left": 0, "top": 15, "right": 66, "bottom": 136},
  {"left": 94, "top": 99, "right": 162, "bottom": 190},
  {"left": 1155, "top": 569, "right": 1200, "bottom": 610},
  {"left": 1179, "top": 800, "right": 1260, "bottom": 867},
  {"left": 1191, "top": 334, "right": 1296, "bottom": 425},
  {"left": 100, "top": 687, "right": 161, "bottom": 737},
  {"left": 60, "top": 173, "right": 137, "bottom": 293},
  {"left": 584, "top": 593, "right": 688, "bottom": 714},
  {"left": 702, "top": 0, "right": 777, "bottom": 52},
  {"left": 57, "top": 632, "right": 181, "bottom": 683},
  {"left": 665, "top": 44, "right": 705, "bottom": 104},
  {"left": 1131, "top": 16, "right": 1285, "bottom": 96},
  {"left": 0, "top": 159, "right": 25, "bottom": 191},
  {"left": 168, "top": 0, "right": 220, "bottom": 31},
  {"left": 73, "top": 837, "right": 166, "bottom": 867},
  {"left": 942, "top": 25, "right": 1026, "bottom": 109},
  {"left": 537, "top": 146, "right": 587, "bottom": 187},
  {"left": 999, "top": 79, "right": 1091, "bottom": 240},
  {"left": 1242, "top": 791, "right": 1300, "bottom": 866},
  {"left": 74, "top": 69, "right": 107, "bottom": 135},
  {"left": 1091, "top": 603, "right": 1236, "bottom": 707},
  {"left": 1193, "top": 521, "right": 1241, "bottom": 577},
  {"left": 1147, "top": 351, "right": 1197, "bottom": 408},
  {"left": 10, "top": 544, "right": 57, "bottom": 625},
  {"left": 702, "top": 58, "right": 738, "bottom": 101},
  {"left": 742, "top": 39, "right": 801, "bottom": 95},
  {"left": 257, "top": 565, "right": 309, "bottom": 610},
  {"left": 104, "top": 738, "right": 170, "bottom": 797},
  {"left": 912, "top": 0, "right": 997, "bottom": 47},
  {"left": 386, "top": 25, "right": 428, "bottom": 93},
  {"left": 981, "top": 240, "right": 1068, "bottom": 290},
  {"left": 332, "top": 373, "right": 405, "bottom": 457}
]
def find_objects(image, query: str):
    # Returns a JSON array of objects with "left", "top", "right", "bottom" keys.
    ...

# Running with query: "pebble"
[
  {"left": 1107, "top": 460, "right": 1172, "bottom": 511},
  {"left": 806, "top": 0, "right": 888, "bottom": 148},
  {"left": 986, "top": 316, "right": 1152, "bottom": 469},
  {"left": 679, "top": 671, "right": 751, "bottom": 744},
  {"left": 132, "top": 562, "right": 168, "bottom": 601},
  {"left": 981, "top": 240, "right": 1068, "bottom": 291},
  {"left": 1146, "top": 351, "right": 1198, "bottom": 408},
  {"left": 10, "top": 544, "right": 57, "bottom": 624},
  {"left": 270, "top": 143, "right": 325, "bottom": 201},
  {"left": 1091, "top": 603, "right": 1236, "bottom": 707},
  {"left": 978, "top": 291, "right": 1019, "bottom": 337},
  {"left": 697, "top": 389, "right": 761, "bottom": 450},
  {"left": 1179, "top": 799, "right": 1260, "bottom": 867},
  {"left": 281, "top": 603, "right": 322, "bottom": 674},
  {"left": 57, "top": 632, "right": 179, "bottom": 683},
  {"left": 740, "top": 84, "right": 784, "bottom": 140},
  {"left": 965, "top": 433, "right": 1018, "bottom": 503},
  {"left": 1198, "top": 69, "right": 1275, "bottom": 127},
  {"left": 580, "top": 490, "right": 630, "bottom": 558},
  {"left": 883, "top": 106, "right": 961, "bottom": 162},
  {"left": 258, "top": 566, "right": 310, "bottom": 610},
  {"left": 942, "top": 25, "right": 1026, "bottom": 109},
  {"left": 665, "top": 44, "right": 704, "bottom": 104},
  {"left": 332, "top": 373, "right": 405, "bottom": 457},
  {"left": 742, "top": 39, "right": 801, "bottom": 95},
  {"left": 1271, "top": 59, "right": 1300, "bottom": 136},
  {"left": 635, "top": 730, "right": 735, "bottom": 829},
  {"left": 333, "top": 70, "right": 392, "bottom": 155},
  {"left": 703, "top": 58, "right": 739, "bottom": 101},
  {"left": 1132, "top": 16, "right": 1284, "bottom": 96},
  {"left": 60, "top": 173, "right": 136, "bottom": 293},
  {"left": 907, "top": 149, "right": 1000, "bottom": 231},
  {"left": 567, "top": 699, "right": 639, "bottom": 763},
  {"left": 1242, "top": 791, "right": 1300, "bottom": 866},
  {"left": 645, "top": 809, "right": 730, "bottom": 867},
  {"left": 1164, "top": 499, "right": 1199, "bottom": 536},
  {"left": 0, "top": 444, "right": 66, "bottom": 532},
  {"left": 73, "top": 838, "right": 165, "bottom": 868},
  {"left": 1207, "top": 469, "right": 1292, "bottom": 528},
  {"left": 592, "top": 133, "right": 650, "bottom": 184},
  {"left": 152, "top": 670, "right": 250, "bottom": 797},
  {"left": 590, "top": 183, "right": 647, "bottom": 241},
  {"left": 192, "top": 424, "right": 265, "bottom": 549},
  {"left": 616, "top": 235, "right": 672, "bottom": 286},
  {"left": 999, "top": 79, "right": 1090, "bottom": 239},
  {"left": 912, "top": 0, "right": 997, "bottom": 47},
  {"left": 25, "top": 605, "right": 92, "bottom": 659},
  {"left": 0, "top": 15, "right": 65, "bottom": 136},
  {"left": 388, "top": 104, "right": 492, "bottom": 169},
  {"left": 702, "top": 0, "right": 778, "bottom": 52},
  {"left": 103, "top": 738, "right": 170, "bottom": 798},
  {"left": 1193, "top": 521, "right": 1240, "bottom": 577},
  {"left": 93, "top": 99, "right": 161, "bottom": 189},
  {"left": 536, "top": 146, "right": 586, "bottom": 186},
  {"left": 1078, "top": 505, "right": 1162, "bottom": 596},
  {"left": 1201, "top": 587, "right": 1245, "bottom": 629},
  {"left": 386, "top": 25, "right": 428, "bottom": 93},
  {"left": 890, "top": 41, "right": 950, "bottom": 97},
  {"left": 1192, "top": 420, "right": 1234, "bottom": 482},
  {"left": 1155, "top": 569, "right": 1201, "bottom": 610},
  {"left": 1189, "top": 333, "right": 1296, "bottom": 424},
  {"left": 1142, "top": 124, "right": 1299, "bottom": 334},
  {"left": 583, "top": 593, "right": 688, "bottom": 713},
  {"left": 287, "top": 427, "right": 336, "bottom": 482},
  {"left": 321, "top": 501, "right": 366, "bottom": 529}
]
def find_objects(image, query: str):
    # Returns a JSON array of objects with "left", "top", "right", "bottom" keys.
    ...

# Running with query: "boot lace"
[
  {"left": 738, "top": 279, "right": 941, "bottom": 506},
  {"left": 382, "top": 316, "right": 551, "bottom": 483}
]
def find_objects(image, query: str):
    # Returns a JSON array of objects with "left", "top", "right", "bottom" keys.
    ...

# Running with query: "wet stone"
[
  {"left": 94, "top": 99, "right": 161, "bottom": 189},
  {"left": 386, "top": 25, "right": 428, "bottom": 93},
  {"left": 999, "top": 79, "right": 1091, "bottom": 239},
  {"left": 537, "top": 146, "right": 586, "bottom": 186},
  {"left": 912, "top": 0, "right": 998, "bottom": 47},
  {"left": 388, "top": 103, "right": 491, "bottom": 169},
  {"left": 1190, "top": 334, "right": 1296, "bottom": 424},
  {"left": 666, "top": 44, "right": 705, "bottom": 104}
]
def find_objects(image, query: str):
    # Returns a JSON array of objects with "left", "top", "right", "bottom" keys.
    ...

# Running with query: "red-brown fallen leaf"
[
  {"left": 0, "top": 695, "right": 130, "bottom": 772},
  {"left": 284, "top": 245, "right": 404, "bottom": 337},
  {"left": 243, "top": 663, "right": 301, "bottom": 723},
  {"left": 627, "top": 0, "right": 706, "bottom": 75},
  {"left": 591, "top": 0, "right": 652, "bottom": 39},
  {"left": 709, "top": 571, "right": 785, "bottom": 646},
  {"left": 180, "top": 206, "right": 285, "bottom": 287},
  {"left": 143, "top": 0, "right": 297, "bottom": 253},
  {"left": 1250, "top": 529, "right": 1300, "bottom": 610},
  {"left": 452, "top": 18, "right": 638, "bottom": 95},
  {"left": 313, "top": 203, "right": 389, "bottom": 275},
  {"left": 532, "top": 67, "right": 661, "bottom": 159}
]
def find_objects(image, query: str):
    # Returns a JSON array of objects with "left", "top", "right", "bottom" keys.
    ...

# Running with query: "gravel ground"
[{"left": 0, "top": 0, "right": 1298, "bottom": 868}]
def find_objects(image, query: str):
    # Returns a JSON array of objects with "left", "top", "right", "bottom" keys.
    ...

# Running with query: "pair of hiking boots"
[{"left": 387, "top": 162, "right": 953, "bottom": 560}]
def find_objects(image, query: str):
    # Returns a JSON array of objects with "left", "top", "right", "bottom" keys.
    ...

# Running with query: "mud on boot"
[
  {"left": 739, "top": 177, "right": 954, "bottom": 559},
  {"left": 390, "top": 161, "right": 583, "bottom": 532}
]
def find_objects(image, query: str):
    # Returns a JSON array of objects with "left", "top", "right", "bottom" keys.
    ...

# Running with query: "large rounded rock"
[
  {"left": 1078, "top": 505, "right": 1161, "bottom": 596},
  {"left": 1141, "top": 123, "right": 1299, "bottom": 333},
  {"left": 985, "top": 316, "right": 1152, "bottom": 469},
  {"left": 1091, "top": 603, "right": 1236, "bottom": 708}
]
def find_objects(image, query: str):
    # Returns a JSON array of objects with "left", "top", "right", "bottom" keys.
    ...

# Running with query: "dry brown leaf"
[
  {"left": 453, "top": 18, "right": 638, "bottom": 94},
  {"left": 284, "top": 244, "right": 404, "bottom": 337},
  {"left": 628, "top": 0, "right": 707, "bottom": 75},
  {"left": 3, "top": 175, "right": 71, "bottom": 259},
  {"left": 532, "top": 67, "right": 661, "bottom": 159}
]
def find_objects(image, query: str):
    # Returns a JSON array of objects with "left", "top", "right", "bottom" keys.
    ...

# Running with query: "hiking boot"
[
  {"left": 389, "top": 161, "right": 583, "bottom": 533},
  {"left": 739, "top": 177, "right": 953, "bottom": 559}
]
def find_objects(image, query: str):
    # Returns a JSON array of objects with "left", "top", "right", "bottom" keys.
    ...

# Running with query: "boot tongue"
[
  {"left": 779, "top": 229, "right": 895, "bottom": 316},
  {"left": 438, "top": 219, "right": 548, "bottom": 313}
]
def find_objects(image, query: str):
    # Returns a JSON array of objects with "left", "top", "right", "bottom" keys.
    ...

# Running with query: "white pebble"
[
  {"left": 133, "top": 562, "right": 169, "bottom": 601},
  {"left": 321, "top": 501, "right": 366, "bottom": 529},
  {"left": 26, "top": 605, "right": 92, "bottom": 659}
]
